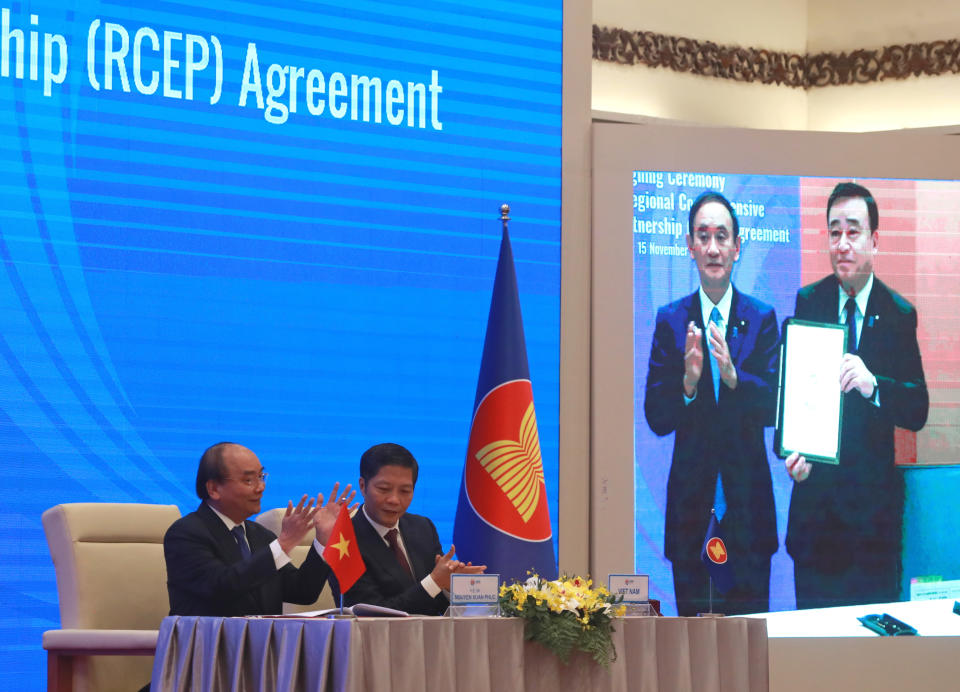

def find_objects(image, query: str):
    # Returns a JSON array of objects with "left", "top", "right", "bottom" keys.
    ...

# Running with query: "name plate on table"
[
  {"left": 448, "top": 574, "right": 500, "bottom": 617},
  {"left": 608, "top": 574, "right": 649, "bottom": 602},
  {"left": 609, "top": 574, "right": 654, "bottom": 615},
  {"left": 450, "top": 574, "right": 500, "bottom": 604},
  {"left": 909, "top": 578, "right": 960, "bottom": 601}
]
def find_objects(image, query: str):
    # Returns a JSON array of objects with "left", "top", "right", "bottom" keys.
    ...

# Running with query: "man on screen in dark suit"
[
  {"left": 164, "top": 441, "right": 355, "bottom": 616},
  {"left": 645, "top": 191, "right": 780, "bottom": 616},
  {"left": 784, "top": 182, "right": 928, "bottom": 609},
  {"left": 334, "top": 442, "right": 485, "bottom": 615}
]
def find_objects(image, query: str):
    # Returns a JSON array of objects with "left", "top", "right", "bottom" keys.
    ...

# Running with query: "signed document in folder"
[{"left": 775, "top": 319, "right": 847, "bottom": 464}]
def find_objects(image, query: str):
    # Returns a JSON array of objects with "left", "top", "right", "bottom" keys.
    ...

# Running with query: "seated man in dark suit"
[
  {"left": 335, "top": 443, "right": 485, "bottom": 615},
  {"left": 164, "top": 441, "right": 355, "bottom": 616}
]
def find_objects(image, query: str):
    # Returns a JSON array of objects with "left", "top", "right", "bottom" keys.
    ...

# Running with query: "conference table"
[{"left": 151, "top": 614, "right": 767, "bottom": 692}]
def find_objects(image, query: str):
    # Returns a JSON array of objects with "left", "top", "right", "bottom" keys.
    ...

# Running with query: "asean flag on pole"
[
  {"left": 453, "top": 209, "right": 557, "bottom": 581},
  {"left": 322, "top": 504, "right": 366, "bottom": 593},
  {"left": 700, "top": 511, "right": 735, "bottom": 594}
]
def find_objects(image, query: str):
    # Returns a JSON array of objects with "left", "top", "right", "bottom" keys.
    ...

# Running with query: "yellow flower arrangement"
[{"left": 498, "top": 573, "right": 626, "bottom": 666}]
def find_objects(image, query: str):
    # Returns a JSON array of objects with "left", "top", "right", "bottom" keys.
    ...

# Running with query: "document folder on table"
[{"left": 269, "top": 603, "right": 408, "bottom": 618}]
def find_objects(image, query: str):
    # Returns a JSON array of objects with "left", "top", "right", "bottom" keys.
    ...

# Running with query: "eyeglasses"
[{"left": 222, "top": 472, "right": 268, "bottom": 487}]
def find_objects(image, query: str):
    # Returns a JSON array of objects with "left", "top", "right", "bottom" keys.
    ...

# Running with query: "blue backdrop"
[{"left": 0, "top": 1, "right": 562, "bottom": 687}]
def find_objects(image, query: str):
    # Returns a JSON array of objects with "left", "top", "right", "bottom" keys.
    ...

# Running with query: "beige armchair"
[
  {"left": 41, "top": 502, "right": 181, "bottom": 692},
  {"left": 254, "top": 507, "right": 336, "bottom": 613}
]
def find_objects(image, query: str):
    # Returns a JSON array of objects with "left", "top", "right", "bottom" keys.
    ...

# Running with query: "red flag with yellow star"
[{"left": 322, "top": 504, "right": 366, "bottom": 593}]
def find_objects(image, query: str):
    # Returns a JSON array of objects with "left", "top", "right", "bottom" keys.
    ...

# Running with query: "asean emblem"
[
  {"left": 705, "top": 537, "right": 728, "bottom": 564},
  {"left": 465, "top": 380, "right": 551, "bottom": 541}
]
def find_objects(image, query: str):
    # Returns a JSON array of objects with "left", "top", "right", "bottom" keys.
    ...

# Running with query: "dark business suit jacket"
[
  {"left": 786, "top": 275, "right": 928, "bottom": 561},
  {"left": 334, "top": 507, "right": 448, "bottom": 615},
  {"left": 645, "top": 287, "right": 780, "bottom": 563},
  {"left": 164, "top": 502, "right": 330, "bottom": 616}
]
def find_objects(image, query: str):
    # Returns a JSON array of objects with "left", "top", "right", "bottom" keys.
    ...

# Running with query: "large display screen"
[
  {"left": 0, "top": 2, "right": 562, "bottom": 687},
  {"left": 633, "top": 172, "right": 959, "bottom": 615}
]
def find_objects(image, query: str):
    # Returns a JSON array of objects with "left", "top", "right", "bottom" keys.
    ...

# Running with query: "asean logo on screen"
[
  {"left": 705, "top": 537, "right": 728, "bottom": 564},
  {"left": 464, "top": 380, "right": 551, "bottom": 541}
]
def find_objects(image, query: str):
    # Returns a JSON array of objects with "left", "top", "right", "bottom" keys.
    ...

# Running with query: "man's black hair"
[
  {"left": 826, "top": 181, "right": 879, "bottom": 233},
  {"left": 688, "top": 190, "right": 739, "bottom": 238},
  {"left": 196, "top": 441, "right": 236, "bottom": 500},
  {"left": 360, "top": 442, "right": 419, "bottom": 484}
]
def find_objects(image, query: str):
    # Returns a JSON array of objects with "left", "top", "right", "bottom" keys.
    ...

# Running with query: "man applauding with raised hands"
[{"left": 164, "top": 441, "right": 356, "bottom": 616}]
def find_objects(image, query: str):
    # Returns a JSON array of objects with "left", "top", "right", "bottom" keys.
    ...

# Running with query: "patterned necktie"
[
  {"left": 844, "top": 297, "right": 858, "bottom": 352},
  {"left": 708, "top": 306, "right": 726, "bottom": 520},
  {"left": 231, "top": 525, "right": 251, "bottom": 560},
  {"left": 385, "top": 528, "right": 414, "bottom": 580}
]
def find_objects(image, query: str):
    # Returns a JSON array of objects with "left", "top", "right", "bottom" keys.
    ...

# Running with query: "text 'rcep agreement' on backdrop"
[{"left": 0, "top": 1, "right": 563, "bottom": 689}]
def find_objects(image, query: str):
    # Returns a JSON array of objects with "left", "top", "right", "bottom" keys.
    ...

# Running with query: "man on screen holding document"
[
  {"left": 645, "top": 191, "right": 780, "bottom": 616},
  {"left": 164, "top": 442, "right": 356, "bottom": 616},
  {"left": 333, "top": 443, "right": 485, "bottom": 615},
  {"left": 784, "top": 182, "right": 928, "bottom": 609}
]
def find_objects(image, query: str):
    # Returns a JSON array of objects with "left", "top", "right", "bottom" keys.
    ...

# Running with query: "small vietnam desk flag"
[{"left": 322, "top": 504, "right": 366, "bottom": 593}]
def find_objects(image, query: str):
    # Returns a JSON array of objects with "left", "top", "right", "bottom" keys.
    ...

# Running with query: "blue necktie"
[
  {"left": 708, "top": 307, "right": 722, "bottom": 401},
  {"left": 844, "top": 297, "right": 858, "bottom": 353},
  {"left": 231, "top": 525, "right": 251, "bottom": 560},
  {"left": 708, "top": 307, "right": 726, "bottom": 520}
]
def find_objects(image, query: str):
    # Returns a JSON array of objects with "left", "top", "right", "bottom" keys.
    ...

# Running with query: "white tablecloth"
[{"left": 151, "top": 614, "right": 768, "bottom": 692}]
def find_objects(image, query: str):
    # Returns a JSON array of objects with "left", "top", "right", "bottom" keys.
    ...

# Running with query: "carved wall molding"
[{"left": 593, "top": 25, "right": 960, "bottom": 88}]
